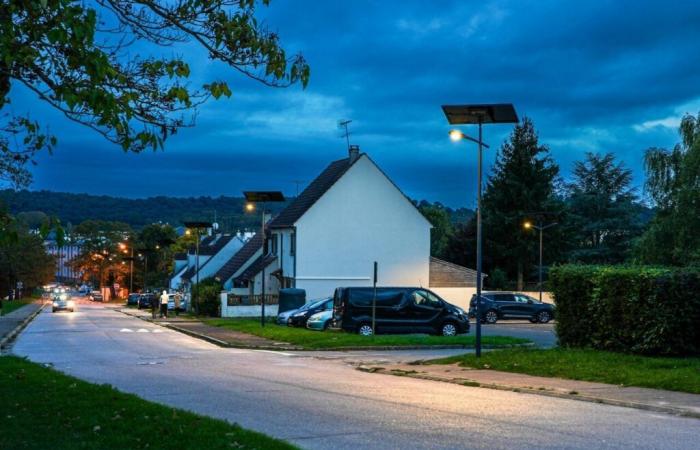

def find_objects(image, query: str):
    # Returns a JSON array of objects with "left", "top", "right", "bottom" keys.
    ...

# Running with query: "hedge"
[{"left": 549, "top": 265, "right": 700, "bottom": 356}]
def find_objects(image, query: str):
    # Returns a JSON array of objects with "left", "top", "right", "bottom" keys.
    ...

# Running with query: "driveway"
[{"left": 11, "top": 304, "right": 697, "bottom": 450}]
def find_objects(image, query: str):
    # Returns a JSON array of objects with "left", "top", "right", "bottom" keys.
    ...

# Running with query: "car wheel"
[
  {"left": 484, "top": 310, "right": 498, "bottom": 324},
  {"left": 441, "top": 322, "right": 458, "bottom": 336},
  {"left": 52, "top": 308, "right": 56, "bottom": 313},
  {"left": 358, "top": 323, "right": 374, "bottom": 336},
  {"left": 537, "top": 311, "right": 551, "bottom": 323}
]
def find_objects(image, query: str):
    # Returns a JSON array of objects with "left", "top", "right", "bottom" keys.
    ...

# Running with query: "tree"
[
  {"left": 137, "top": 223, "right": 178, "bottom": 289},
  {"left": 418, "top": 202, "right": 454, "bottom": 259},
  {"left": 1, "top": 1, "right": 310, "bottom": 187},
  {"left": 479, "top": 117, "right": 562, "bottom": 288},
  {"left": 636, "top": 113, "right": 700, "bottom": 265},
  {"left": 566, "top": 152, "right": 644, "bottom": 264}
]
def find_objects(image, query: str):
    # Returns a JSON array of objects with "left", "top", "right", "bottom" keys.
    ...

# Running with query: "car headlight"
[
  {"left": 52, "top": 301, "right": 58, "bottom": 307},
  {"left": 59, "top": 294, "right": 68, "bottom": 300}
]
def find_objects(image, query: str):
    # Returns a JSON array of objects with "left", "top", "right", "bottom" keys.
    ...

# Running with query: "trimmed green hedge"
[{"left": 549, "top": 265, "right": 700, "bottom": 356}]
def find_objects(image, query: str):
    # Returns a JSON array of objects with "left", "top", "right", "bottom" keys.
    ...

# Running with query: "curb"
[
  {"left": 0, "top": 304, "right": 45, "bottom": 351},
  {"left": 357, "top": 366, "right": 700, "bottom": 420}
]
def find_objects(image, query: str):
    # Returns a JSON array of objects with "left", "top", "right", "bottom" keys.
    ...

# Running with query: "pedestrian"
[
  {"left": 150, "top": 293, "right": 158, "bottom": 319},
  {"left": 159, "top": 290, "right": 169, "bottom": 318},
  {"left": 174, "top": 292, "right": 182, "bottom": 317}
]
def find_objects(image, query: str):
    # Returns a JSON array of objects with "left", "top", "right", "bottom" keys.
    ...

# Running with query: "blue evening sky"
[{"left": 14, "top": 0, "right": 700, "bottom": 208}]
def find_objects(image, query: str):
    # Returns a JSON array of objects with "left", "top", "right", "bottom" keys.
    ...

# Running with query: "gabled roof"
[
  {"left": 181, "top": 265, "right": 196, "bottom": 280},
  {"left": 268, "top": 156, "right": 357, "bottom": 229},
  {"left": 195, "top": 234, "right": 235, "bottom": 256},
  {"left": 214, "top": 233, "right": 262, "bottom": 283},
  {"left": 234, "top": 255, "right": 277, "bottom": 282},
  {"left": 429, "top": 257, "right": 485, "bottom": 288}
]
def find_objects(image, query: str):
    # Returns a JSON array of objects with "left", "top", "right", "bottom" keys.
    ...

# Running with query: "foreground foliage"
[
  {"left": 0, "top": 356, "right": 295, "bottom": 450},
  {"left": 430, "top": 348, "right": 700, "bottom": 394},
  {"left": 204, "top": 318, "right": 529, "bottom": 349},
  {"left": 549, "top": 265, "right": 700, "bottom": 356}
]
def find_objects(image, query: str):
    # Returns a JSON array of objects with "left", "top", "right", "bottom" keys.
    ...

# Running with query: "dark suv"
[
  {"left": 286, "top": 298, "right": 333, "bottom": 327},
  {"left": 469, "top": 292, "right": 554, "bottom": 324},
  {"left": 333, "top": 287, "right": 469, "bottom": 336}
]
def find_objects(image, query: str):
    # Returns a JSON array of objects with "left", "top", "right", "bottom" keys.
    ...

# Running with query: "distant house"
[
  {"left": 171, "top": 233, "right": 250, "bottom": 291},
  {"left": 44, "top": 234, "right": 83, "bottom": 283},
  {"left": 218, "top": 145, "right": 482, "bottom": 316}
]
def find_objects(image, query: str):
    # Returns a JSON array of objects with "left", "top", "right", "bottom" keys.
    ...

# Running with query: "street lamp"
[
  {"left": 243, "top": 191, "right": 285, "bottom": 327},
  {"left": 183, "top": 221, "right": 213, "bottom": 314},
  {"left": 120, "top": 241, "right": 135, "bottom": 294},
  {"left": 523, "top": 216, "right": 558, "bottom": 302},
  {"left": 442, "top": 103, "right": 518, "bottom": 357}
]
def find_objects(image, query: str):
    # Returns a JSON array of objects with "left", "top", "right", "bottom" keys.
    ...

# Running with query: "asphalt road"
[{"left": 12, "top": 303, "right": 698, "bottom": 450}]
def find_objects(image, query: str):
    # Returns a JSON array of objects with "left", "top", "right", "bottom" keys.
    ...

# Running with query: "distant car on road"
[
  {"left": 469, "top": 292, "right": 554, "bottom": 324},
  {"left": 287, "top": 298, "right": 333, "bottom": 327},
  {"left": 333, "top": 287, "right": 469, "bottom": 337},
  {"left": 89, "top": 291, "right": 103, "bottom": 302},
  {"left": 126, "top": 293, "right": 140, "bottom": 306},
  {"left": 306, "top": 310, "right": 333, "bottom": 331},
  {"left": 52, "top": 293, "right": 75, "bottom": 313},
  {"left": 138, "top": 293, "right": 156, "bottom": 310}
]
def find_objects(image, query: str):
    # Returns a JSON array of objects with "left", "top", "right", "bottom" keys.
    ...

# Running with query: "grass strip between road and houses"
[
  {"left": 427, "top": 347, "right": 700, "bottom": 394},
  {"left": 203, "top": 318, "right": 530, "bottom": 349},
  {"left": 0, "top": 298, "right": 35, "bottom": 316},
  {"left": 0, "top": 356, "right": 296, "bottom": 450}
]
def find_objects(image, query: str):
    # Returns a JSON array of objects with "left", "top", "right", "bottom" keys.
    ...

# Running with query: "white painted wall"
[
  {"left": 220, "top": 292, "right": 279, "bottom": 317},
  {"left": 196, "top": 236, "right": 245, "bottom": 281},
  {"left": 294, "top": 155, "right": 432, "bottom": 299},
  {"left": 430, "top": 287, "right": 477, "bottom": 310}
]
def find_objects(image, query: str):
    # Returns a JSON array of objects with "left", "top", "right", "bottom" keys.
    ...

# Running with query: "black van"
[{"left": 333, "top": 287, "right": 469, "bottom": 336}]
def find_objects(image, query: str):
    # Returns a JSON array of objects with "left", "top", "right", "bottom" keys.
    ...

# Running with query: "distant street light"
[
  {"left": 244, "top": 191, "right": 285, "bottom": 327},
  {"left": 184, "top": 221, "right": 213, "bottom": 314},
  {"left": 523, "top": 216, "right": 558, "bottom": 302},
  {"left": 442, "top": 103, "right": 518, "bottom": 358}
]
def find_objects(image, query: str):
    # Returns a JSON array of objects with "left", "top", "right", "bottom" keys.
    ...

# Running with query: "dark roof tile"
[
  {"left": 214, "top": 233, "right": 262, "bottom": 283},
  {"left": 233, "top": 255, "right": 277, "bottom": 282}
]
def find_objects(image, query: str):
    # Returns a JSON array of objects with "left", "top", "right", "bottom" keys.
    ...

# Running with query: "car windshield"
[{"left": 303, "top": 298, "right": 330, "bottom": 310}]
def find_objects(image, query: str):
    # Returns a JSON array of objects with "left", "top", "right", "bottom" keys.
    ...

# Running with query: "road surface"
[{"left": 12, "top": 303, "right": 697, "bottom": 449}]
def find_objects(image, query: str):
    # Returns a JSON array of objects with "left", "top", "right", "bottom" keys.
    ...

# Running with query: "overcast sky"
[{"left": 14, "top": 0, "right": 700, "bottom": 207}]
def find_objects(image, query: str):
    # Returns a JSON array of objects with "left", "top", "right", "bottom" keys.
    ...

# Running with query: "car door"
[
  {"left": 493, "top": 294, "right": 517, "bottom": 317},
  {"left": 513, "top": 294, "right": 535, "bottom": 317},
  {"left": 408, "top": 289, "right": 443, "bottom": 331}
]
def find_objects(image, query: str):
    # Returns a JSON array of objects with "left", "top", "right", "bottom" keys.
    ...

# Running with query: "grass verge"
[
  {"left": 203, "top": 318, "right": 530, "bottom": 349},
  {"left": 429, "top": 347, "right": 700, "bottom": 394},
  {"left": 0, "top": 356, "right": 296, "bottom": 450},
  {"left": 0, "top": 298, "right": 35, "bottom": 316}
]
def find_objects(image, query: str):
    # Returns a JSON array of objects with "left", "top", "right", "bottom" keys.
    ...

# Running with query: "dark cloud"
[{"left": 12, "top": 0, "right": 700, "bottom": 206}]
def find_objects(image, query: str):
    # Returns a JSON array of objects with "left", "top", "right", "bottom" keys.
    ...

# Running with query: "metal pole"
[
  {"left": 372, "top": 261, "right": 377, "bottom": 336},
  {"left": 195, "top": 229, "right": 200, "bottom": 314},
  {"left": 475, "top": 118, "right": 483, "bottom": 357},
  {"left": 538, "top": 224, "right": 543, "bottom": 303},
  {"left": 261, "top": 202, "right": 266, "bottom": 327},
  {"left": 144, "top": 254, "right": 148, "bottom": 292},
  {"left": 129, "top": 247, "right": 134, "bottom": 293}
]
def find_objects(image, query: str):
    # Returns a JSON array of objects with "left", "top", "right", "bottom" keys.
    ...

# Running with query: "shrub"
[
  {"left": 550, "top": 265, "right": 700, "bottom": 356},
  {"left": 194, "top": 278, "right": 223, "bottom": 317}
]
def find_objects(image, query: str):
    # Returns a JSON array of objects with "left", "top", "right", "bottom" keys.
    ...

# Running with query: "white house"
[
  {"left": 172, "top": 232, "right": 248, "bottom": 291},
  {"left": 218, "top": 145, "right": 483, "bottom": 316}
]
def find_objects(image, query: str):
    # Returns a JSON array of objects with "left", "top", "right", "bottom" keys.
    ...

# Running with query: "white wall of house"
[
  {"left": 249, "top": 260, "right": 280, "bottom": 295},
  {"left": 170, "top": 265, "right": 188, "bottom": 290},
  {"left": 430, "top": 287, "right": 477, "bottom": 310},
  {"left": 195, "top": 237, "right": 245, "bottom": 281},
  {"left": 270, "top": 230, "right": 295, "bottom": 280},
  {"left": 293, "top": 155, "right": 432, "bottom": 299}
]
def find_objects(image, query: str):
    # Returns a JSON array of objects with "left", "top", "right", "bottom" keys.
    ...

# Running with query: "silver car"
[{"left": 52, "top": 293, "right": 76, "bottom": 312}]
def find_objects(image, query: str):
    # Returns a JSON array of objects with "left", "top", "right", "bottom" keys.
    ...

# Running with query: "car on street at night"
[
  {"left": 306, "top": 309, "right": 333, "bottom": 331},
  {"left": 468, "top": 292, "right": 554, "bottom": 324},
  {"left": 52, "top": 293, "right": 75, "bottom": 313},
  {"left": 287, "top": 298, "right": 334, "bottom": 327},
  {"left": 126, "top": 293, "right": 140, "bottom": 306},
  {"left": 89, "top": 291, "right": 103, "bottom": 302},
  {"left": 333, "top": 287, "right": 469, "bottom": 336},
  {"left": 138, "top": 293, "right": 156, "bottom": 310}
]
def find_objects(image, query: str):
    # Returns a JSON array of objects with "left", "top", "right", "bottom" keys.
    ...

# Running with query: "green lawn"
[
  {"left": 429, "top": 348, "right": 700, "bottom": 394},
  {"left": 0, "top": 356, "right": 296, "bottom": 450},
  {"left": 0, "top": 298, "right": 34, "bottom": 316},
  {"left": 204, "top": 318, "right": 530, "bottom": 349}
]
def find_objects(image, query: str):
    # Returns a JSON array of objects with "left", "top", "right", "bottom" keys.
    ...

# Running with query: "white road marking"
[{"left": 120, "top": 328, "right": 134, "bottom": 333}]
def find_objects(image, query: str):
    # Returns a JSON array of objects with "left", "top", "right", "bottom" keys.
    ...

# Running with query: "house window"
[
  {"left": 290, "top": 232, "right": 296, "bottom": 256},
  {"left": 270, "top": 234, "right": 278, "bottom": 255}
]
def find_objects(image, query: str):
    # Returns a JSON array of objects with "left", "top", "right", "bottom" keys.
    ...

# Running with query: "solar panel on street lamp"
[{"left": 442, "top": 103, "right": 518, "bottom": 358}]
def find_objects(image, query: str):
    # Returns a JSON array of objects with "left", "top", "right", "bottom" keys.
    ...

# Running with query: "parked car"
[
  {"left": 138, "top": 293, "right": 156, "bottom": 310},
  {"left": 89, "top": 291, "right": 103, "bottom": 302},
  {"left": 306, "top": 310, "right": 333, "bottom": 331},
  {"left": 468, "top": 292, "right": 554, "bottom": 324},
  {"left": 333, "top": 287, "right": 469, "bottom": 336},
  {"left": 52, "top": 293, "right": 75, "bottom": 313},
  {"left": 277, "top": 306, "right": 302, "bottom": 325},
  {"left": 126, "top": 293, "right": 140, "bottom": 306},
  {"left": 287, "top": 298, "right": 334, "bottom": 327}
]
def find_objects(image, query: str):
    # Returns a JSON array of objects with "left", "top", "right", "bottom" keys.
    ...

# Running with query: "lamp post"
[
  {"left": 523, "top": 219, "right": 558, "bottom": 302},
  {"left": 183, "top": 221, "right": 213, "bottom": 314},
  {"left": 244, "top": 191, "right": 285, "bottom": 327},
  {"left": 120, "top": 242, "right": 134, "bottom": 294},
  {"left": 442, "top": 103, "right": 518, "bottom": 357}
]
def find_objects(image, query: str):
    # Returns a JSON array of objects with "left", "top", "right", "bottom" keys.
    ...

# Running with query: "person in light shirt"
[{"left": 159, "top": 290, "right": 169, "bottom": 318}]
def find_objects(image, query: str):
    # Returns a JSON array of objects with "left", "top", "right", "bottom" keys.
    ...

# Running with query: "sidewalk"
[
  {"left": 116, "top": 307, "right": 301, "bottom": 350},
  {"left": 0, "top": 302, "right": 44, "bottom": 350},
  {"left": 359, "top": 362, "right": 700, "bottom": 419}
]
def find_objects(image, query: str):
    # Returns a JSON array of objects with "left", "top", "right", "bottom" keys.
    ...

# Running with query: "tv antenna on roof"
[{"left": 338, "top": 119, "right": 352, "bottom": 151}]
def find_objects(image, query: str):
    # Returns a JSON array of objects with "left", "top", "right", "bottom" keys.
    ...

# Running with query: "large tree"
[
  {"left": 1, "top": 0, "right": 309, "bottom": 187},
  {"left": 471, "top": 117, "right": 563, "bottom": 288},
  {"left": 636, "top": 113, "right": 700, "bottom": 265},
  {"left": 566, "top": 152, "right": 644, "bottom": 264}
]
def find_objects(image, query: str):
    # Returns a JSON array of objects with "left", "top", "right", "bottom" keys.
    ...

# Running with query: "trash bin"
[{"left": 278, "top": 288, "right": 306, "bottom": 313}]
